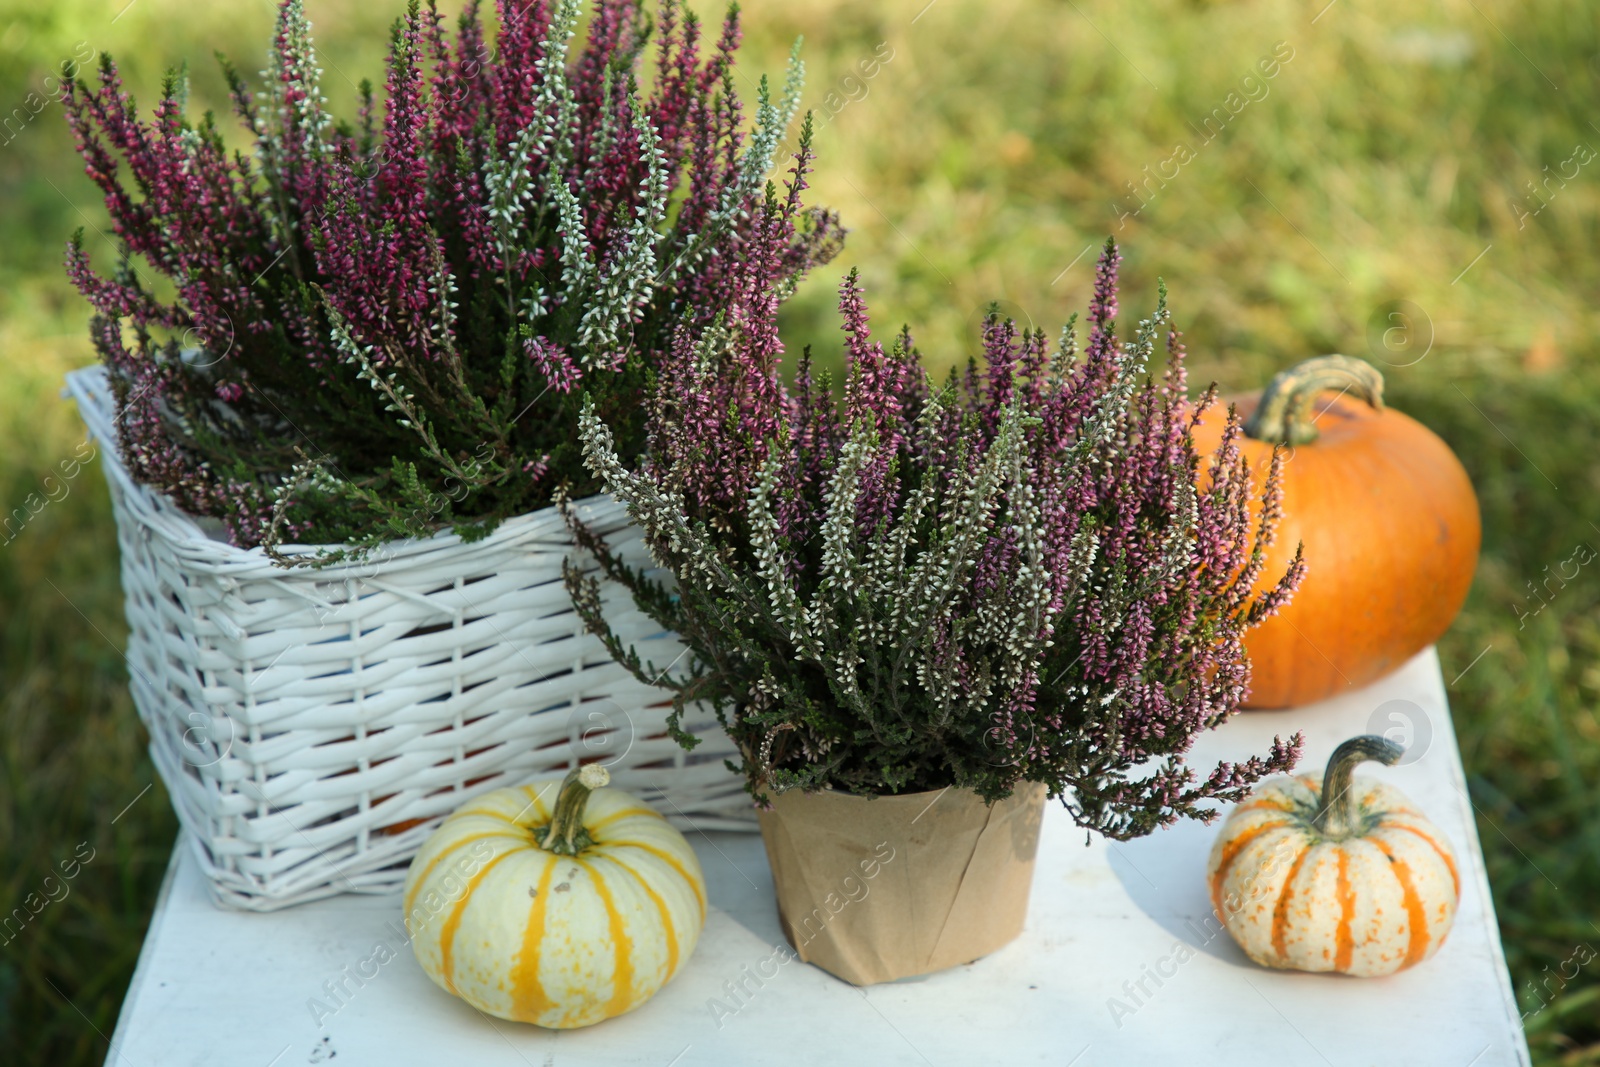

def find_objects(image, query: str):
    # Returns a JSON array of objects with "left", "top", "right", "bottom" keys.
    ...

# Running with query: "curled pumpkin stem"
[
  {"left": 1312, "top": 734, "right": 1404, "bottom": 839},
  {"left": 1243, "top": 354, "right": 1385, "bottom": 446},
  {"left": 535, "top": 764, "right": 611, "bottom": 856}
]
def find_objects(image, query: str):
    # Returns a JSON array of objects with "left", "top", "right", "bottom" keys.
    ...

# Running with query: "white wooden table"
[{"left": 107, "top": 648, "right": 1530, "bottom": 1066}]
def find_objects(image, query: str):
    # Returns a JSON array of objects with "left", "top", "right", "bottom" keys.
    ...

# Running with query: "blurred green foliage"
[{"left": 0, "top": 0, "right": 1595, "bottom": 1062}]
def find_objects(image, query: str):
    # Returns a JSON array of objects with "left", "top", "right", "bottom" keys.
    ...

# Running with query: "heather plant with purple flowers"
[
  {"left": 566, "top": 242, "right": 1307, "bottom": 839},
  {"left": 62, "top": 0, "right": 839, "bottom": 555}
]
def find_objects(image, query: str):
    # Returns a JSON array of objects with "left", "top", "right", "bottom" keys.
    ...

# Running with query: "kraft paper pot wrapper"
[{"left": 756, "top": 782, "right": 1046, "bottom": 986}]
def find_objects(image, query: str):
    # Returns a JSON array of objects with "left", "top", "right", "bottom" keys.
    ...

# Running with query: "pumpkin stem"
[
  {"left": 534, "top": 764, "right": 611, "bottom": 856},
  {"left": 1241, "top": 355, "right": 1385, "bottom": 446},
  {"left": 1312, "top": 735, "right": 1404, "bottom": 839}
]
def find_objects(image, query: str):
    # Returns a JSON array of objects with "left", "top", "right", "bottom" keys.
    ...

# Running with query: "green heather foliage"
[
  {"left": 566, "top": 250, "right": 1306, "bottom": 838},
  {"left": 61, "top": 0, "right": 838, "bottom": 555}
]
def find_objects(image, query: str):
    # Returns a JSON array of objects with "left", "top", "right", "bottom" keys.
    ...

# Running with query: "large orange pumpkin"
[{"left": 1192, "top": 355, "right": 1480, "bottom": 708}]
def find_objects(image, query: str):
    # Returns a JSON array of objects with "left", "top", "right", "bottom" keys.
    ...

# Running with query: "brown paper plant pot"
[{"left": 756, "top": 781, "right": 1046, "bottom": 985}]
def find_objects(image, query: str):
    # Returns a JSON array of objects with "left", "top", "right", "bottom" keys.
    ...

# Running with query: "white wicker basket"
[{"left": 66, "top": 367, "right": 753, "bottom": 911}]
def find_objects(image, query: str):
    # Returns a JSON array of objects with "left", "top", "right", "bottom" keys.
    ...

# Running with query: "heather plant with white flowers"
[
  {"left": 63, "top": 0, "right": 839, "bottom": 555},
  {"left": 566, "top": 243, "right": 1308, "bottom": 839}
]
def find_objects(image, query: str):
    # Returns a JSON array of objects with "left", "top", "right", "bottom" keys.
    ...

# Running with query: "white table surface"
[{"left": 107, "top": 647, "right": 1530, "bottom": 1067}]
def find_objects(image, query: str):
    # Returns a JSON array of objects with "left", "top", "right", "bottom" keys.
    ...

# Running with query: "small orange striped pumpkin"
[
  {"left": 403, "top": 765, "right": 706, "bottom": 1028},
  {"left": 1206, "top": 735, "right": 1460, "bottom": 977}
]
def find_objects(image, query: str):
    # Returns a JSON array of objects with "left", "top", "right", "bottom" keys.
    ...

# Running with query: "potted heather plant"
[
  {"left": 565, "top": 243, "right": 1308, "bottom": 984},
  {"left": 57, "top": 0, "right": 839, "bottom": 908}
]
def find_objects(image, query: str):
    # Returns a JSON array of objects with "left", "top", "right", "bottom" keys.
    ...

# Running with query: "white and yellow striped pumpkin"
[
  {"left": 1206, "top": 735, "right": 1460, "bottom": 978},
  {"left": 403, "top": 765, "right": 706, "bottom": 1028}
]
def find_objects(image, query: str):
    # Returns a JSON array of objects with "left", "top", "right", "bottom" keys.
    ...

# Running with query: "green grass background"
[{"left": 1, "top": 0, "right": 1597, "bottom": 1062}]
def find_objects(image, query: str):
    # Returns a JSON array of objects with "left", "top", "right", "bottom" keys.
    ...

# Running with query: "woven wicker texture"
[{"left": 66, "top": 367, "right": 753, "bottom": 911}]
